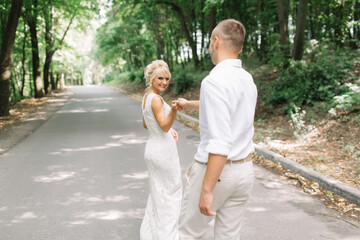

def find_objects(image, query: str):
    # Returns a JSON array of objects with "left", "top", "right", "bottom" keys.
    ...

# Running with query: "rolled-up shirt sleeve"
[{"left": 201, "top": 79, "right": 232, "bottom": 157}]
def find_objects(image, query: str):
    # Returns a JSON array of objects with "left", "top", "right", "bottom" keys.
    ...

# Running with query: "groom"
[{"left": 176, "top": 19, "right": 258, "bottom": 239}]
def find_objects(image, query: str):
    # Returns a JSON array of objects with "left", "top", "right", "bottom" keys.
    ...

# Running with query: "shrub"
[
  {"left": 171, "top": 67, "right": 196, "bottom": 94},
  {"left": 175, "top": 71, "right": 194, "bottom": 94},
  {"left": 103, "top": 70, "right": 131, "bottom": 85},
  {"left": 263, "top": 48, "right": 355, "bottom": 109},
  {"left": 129, "top": 69, "right": 145, "bottom": 84},
  {"left": 170, "top": 64, "right": 209, "bottom": 94}
]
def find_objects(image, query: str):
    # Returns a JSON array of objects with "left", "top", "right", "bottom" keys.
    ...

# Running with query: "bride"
[{"left": 140, "top": 60, "right": 182, "bottom": 240}]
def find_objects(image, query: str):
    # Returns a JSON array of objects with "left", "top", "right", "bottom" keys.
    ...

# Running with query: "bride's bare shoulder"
[{"left": 151, "top": 95, "right": 164, "bottom": 106}]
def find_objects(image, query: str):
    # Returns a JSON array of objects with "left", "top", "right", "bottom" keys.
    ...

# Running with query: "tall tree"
[
  {"left": 42, "top": 1, "right": 74, "bottom": 93},
  {"left": 25, "top": 0, "right": 45, "bottom": 98},
  {"left": 43, "top": 2, "right": 55, "bottom": 94},
  {"left": 277, "top": 0, "right": 290, "bottom": 59},
  {"left": 20, "top": 21, "right": 27, "bottom": 96},
  {"left": 165, "top": 1, "right": 200, "bottom": 68},
  {"left": 258, "top": 0, "right": 267, "bottom": 61},
  {"left": 0, "top": 0, "right": 23, "bottom": 116},
  {"left": 0, "top": 0, "right": 11, "bottom": 46},
  {"left": 292, "top": 0, "right": 309, "bottom": 60}
]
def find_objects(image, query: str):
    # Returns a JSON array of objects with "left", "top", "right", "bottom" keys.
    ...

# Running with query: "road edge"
[{"left": 0, "top": 90, "right": 71, "bottom": 156}]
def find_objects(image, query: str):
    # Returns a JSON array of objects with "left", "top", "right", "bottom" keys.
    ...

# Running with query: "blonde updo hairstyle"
[{"left": 144, "top": 60, "right": 171, "bottom": 90}]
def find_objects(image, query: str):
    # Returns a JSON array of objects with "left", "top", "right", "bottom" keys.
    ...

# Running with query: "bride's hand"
[
  {"left": 170, "top": 128, "right": 178, "bottom": 142},
  {"left": 171, "top": 101, "right": 179, "bottom": 111}
]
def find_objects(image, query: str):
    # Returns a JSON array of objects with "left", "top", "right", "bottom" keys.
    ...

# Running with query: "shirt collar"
[{"left": 210, "top": 59, "right": 242, "bottom": 74}]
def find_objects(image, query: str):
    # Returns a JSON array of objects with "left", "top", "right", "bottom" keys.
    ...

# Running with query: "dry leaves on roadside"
[
  {"left": 253, "top": 154, "right": 360, "bottom": 222},
  {"left": 0, "top": 97, "right": 50, "bottom": 132}
]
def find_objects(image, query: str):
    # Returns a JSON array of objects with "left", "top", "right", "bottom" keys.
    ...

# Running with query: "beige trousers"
[{"left": 179, "top": 160, "right": 255, "bottom": 240}]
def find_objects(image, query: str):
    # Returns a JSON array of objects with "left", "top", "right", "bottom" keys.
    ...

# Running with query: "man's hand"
[
  {"left": 199, "top": 189, "right": 216, "bottom": 216},
  {"left": 172, "top": 100, "right": 183, "bottom": 111},
  {"left": 198, "top": 153, "right": 227, "bottom": 216},
  {"left": 176, "top": 98, "right": 188, "bottom": 110}
]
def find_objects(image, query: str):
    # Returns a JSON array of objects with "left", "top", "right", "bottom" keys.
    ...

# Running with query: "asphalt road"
[{"left": 0, "top": 86, "right": 359, "bottom": 240}]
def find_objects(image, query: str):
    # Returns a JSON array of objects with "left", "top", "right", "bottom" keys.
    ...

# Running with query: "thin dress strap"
[{"left": 142, "top": 93, "right": 163, "bottom": 111}]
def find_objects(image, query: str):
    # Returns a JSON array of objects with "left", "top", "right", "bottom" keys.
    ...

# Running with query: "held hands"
[
  {"left": 169, "top": 98, "right": 188, "bottom": 141},
  {"left": 169, "top": 99, "right": 182, "bottom": 142},
  {"left": 171, "top": 100, "right": 180, "bottom": 111},
  {"left": 171, "top": 98, "right": 188, "bottom": 111},
  {"left": 176, "top": 98, "right": 188, "bottom": 111}
]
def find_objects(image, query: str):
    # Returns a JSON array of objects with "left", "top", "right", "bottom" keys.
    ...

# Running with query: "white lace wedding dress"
[{"left": 140, "top": 93, "right": 182, "bottom": 240}]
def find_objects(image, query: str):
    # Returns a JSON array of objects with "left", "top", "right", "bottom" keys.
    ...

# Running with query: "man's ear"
[
  {"left": 214, "top": 36, "right": 220, "bottom": 50},
  {"left": 239, "top": 46, "right": 243, "bottom": 54}
]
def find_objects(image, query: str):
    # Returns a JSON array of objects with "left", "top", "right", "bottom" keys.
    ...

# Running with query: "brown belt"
[{"left": 195, "top": 154, "right": 252, "bottom": 165}]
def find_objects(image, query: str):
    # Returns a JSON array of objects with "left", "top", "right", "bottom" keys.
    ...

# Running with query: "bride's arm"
[
  {"left": 142, "top": 116, "right": 147, "bottom": 129},
  {"left": 151, "top": 95, "right": 177, "bottom": 132}
]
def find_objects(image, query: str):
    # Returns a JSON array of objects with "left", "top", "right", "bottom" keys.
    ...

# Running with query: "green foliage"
[
  {"left": 263, "top": 48, "right": 356, "bottom": 109},
  {"left": 172, "top": 71, "right": 194, "bottom": 94},
  {"left": 103, "top": 70, "right": 121, "bottom": 83},
  {"left": 10, "top": 94, "right": 26, "bottom": 104},
  {"left": 3, "top": 0, "right": 358, "bottom": 105},
  {"left": 265, "top": 33, "right": 289, "bottom": 68},
  {"left": 104, "top": 68, "right": 145, "bottom": 86},
  {"left": 94, "top": 3, "right": 157, "bottom": 71},
  {"left": 129, "top": 69, "right": 145, "bottom": 84},
  {"left": 171, "top": 65, "right": 209, "bottom": 94},
  {"left": 204, "top": 0, "right": 225, "bottom": 11},
  {"left": 103, "top": 63, "right": 210, "bottom": 93}
]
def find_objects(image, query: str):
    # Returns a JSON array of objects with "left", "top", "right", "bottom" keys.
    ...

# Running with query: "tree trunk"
[
  {"left": 308, "top": 1, "right": 318, "bottom": 39},
  {"left": 20, "top": 21, "right": 27, "bottom": 96},
  {"left": 64, "top": 73, "right": 67, "bottom": 87},
  {"left": 208, "top": 6, "right": 216, "bottom": 68},
  {"left": 277, "top": 0, "right": 290, "bottom": 58},
  {"left": 43, "top": 4, "right": 73, "bottom": 92},
  {"left": 55, "top": 73, "right": 60, "bottom": 89},
  {"left": 10, "top": 70, "right": 17, "bottom": 97},
  {"left": 165, "top": 33, "right": 172, "bottom": 69},
  {"left": 356, "top": 1, "right": 360, "bottom": 40},
  {"left": 208, "top": 6, "right": 216, "bottom": 39},
  {"left": 199, "top": 0, "right": 205, "bottom": 69},
  {"left": 50, "top": 71, "right": 56, "bottom": 90},
  {"left": 334, "top": 3, "right": 345, "bottom": 48},
  {"left": 43, "top": 50, "right": 55, "bottom": 93},
  {"left": 0, "top": 0, "right": 23, "bottom": 116},
  {"left": 292, "top": 0, "right": 308, "bottom": 60},
  {"left": 28, "top": 61, "right": 33, "bottom": 96},
  {"left": 0, "top": 0, "right": 10, "bottom": 46},
  {"left": 12, "top": 68, "right": 21, "bottom": 94},
  {"left": 70, "top": 67, "right": 74, "bottom": 85},
  {"left": 26, "top": 0, "right": 45, "bottom": 98},
  {"left": 259, "top": 0, "right": 267, "bottom": 61},
  {"left": 166, "top": 1, "right": 200, "bottom": 68},
  {"left": 43, "top": 4, "right": 54, "bottom": 94},
  {"left": 191, "top": 6, "right": 197, "bottom": 63}
]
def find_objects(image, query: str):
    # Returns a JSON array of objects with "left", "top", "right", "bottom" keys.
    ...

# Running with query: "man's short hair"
[{"left": 212, "top": 19, "right": 246, "bottom": 54}]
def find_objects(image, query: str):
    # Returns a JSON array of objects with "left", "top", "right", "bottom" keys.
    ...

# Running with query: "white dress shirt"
[{"left": 194, "top": 59, "right": 257, "bottom": 163}]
